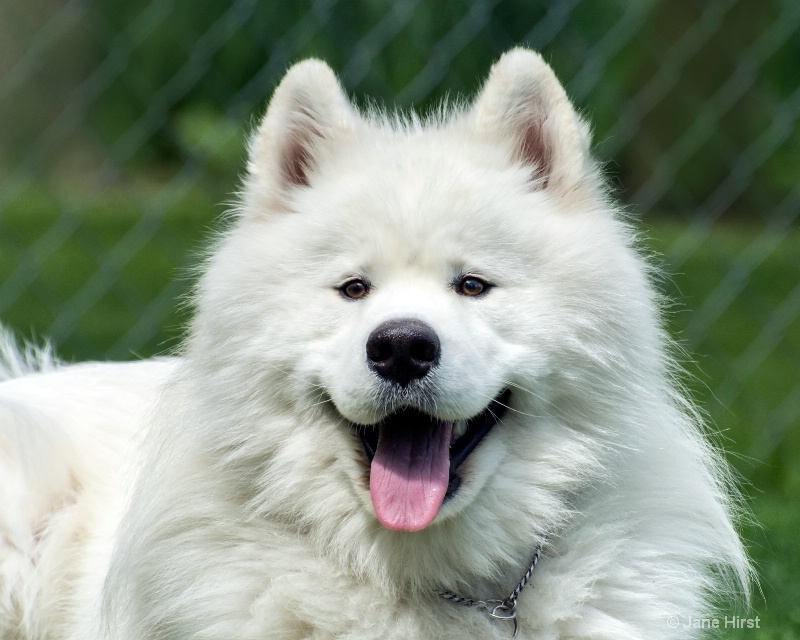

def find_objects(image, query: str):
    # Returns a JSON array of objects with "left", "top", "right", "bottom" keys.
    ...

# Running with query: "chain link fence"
[{"left": 1, "top": 0, "right": 798, "bottom": 502}]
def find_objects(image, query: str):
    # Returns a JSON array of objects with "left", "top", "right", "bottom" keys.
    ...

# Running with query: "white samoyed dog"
[{"left": 1, "top": 49, "right": 750, "bottom": 639}]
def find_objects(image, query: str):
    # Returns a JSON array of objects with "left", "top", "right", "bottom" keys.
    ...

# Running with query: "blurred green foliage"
[{"left": 4, "top": 0, "right": 795, "bottom": 216}]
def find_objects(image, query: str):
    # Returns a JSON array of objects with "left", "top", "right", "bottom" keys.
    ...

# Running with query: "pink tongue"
[{"left": 369, "top": 418, "right": 453, "bottom": 532}]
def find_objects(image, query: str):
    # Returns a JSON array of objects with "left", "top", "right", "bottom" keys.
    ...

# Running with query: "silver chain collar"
[{"left": 438, "top": 543, "right": 543, "bottom": 638}]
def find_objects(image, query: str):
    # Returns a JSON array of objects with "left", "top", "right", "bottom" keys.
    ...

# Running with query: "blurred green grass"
[{"left": 0, "top": 187, "right": 797, "bottom": 636}]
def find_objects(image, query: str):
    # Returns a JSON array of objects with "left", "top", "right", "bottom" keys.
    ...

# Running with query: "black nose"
[{"left": 366, "top": 319, "right": 441, "bottom": 387}]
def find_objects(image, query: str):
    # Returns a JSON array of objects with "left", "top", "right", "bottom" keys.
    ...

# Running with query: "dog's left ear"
[
  {"left": 471, "top": 48, "right": 594, "bottom": 200},
  {"left": 245, "top": 59, "right": 358, "bottom": 213}
]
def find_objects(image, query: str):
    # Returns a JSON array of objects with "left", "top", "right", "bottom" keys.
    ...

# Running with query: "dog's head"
[{"left": 187, "top": 49, "right": 661, "bottom": 586}]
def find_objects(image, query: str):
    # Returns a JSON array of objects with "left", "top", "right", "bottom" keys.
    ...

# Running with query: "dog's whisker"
[
  {"left": 262, "top": 361, "right": 327, "bottom": 391},
  {"left": 307, "top": 395, "right": 334, "bottom": 409}
]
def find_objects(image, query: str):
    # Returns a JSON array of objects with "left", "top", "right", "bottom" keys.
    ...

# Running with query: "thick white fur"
[{"left": 1, "top": 49, "right": 749, "bottom": 639}]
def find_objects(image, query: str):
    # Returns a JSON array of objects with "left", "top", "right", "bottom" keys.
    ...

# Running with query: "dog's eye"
[
  {"left": 456, "top": 275, "right": 492, "bottom": 297},
  {"left": 339, "top": 278, "right": 370, "bottom": 300}
]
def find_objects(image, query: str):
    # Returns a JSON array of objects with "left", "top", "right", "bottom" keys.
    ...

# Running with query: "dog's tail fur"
[
  {"left": 0, "top": 326, "right": 59, "bottom": 382},
  {"left": 0, "top": 326, "right": 68, "bottom": 637}
]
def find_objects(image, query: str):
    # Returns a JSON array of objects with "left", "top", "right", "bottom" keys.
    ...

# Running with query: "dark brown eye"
[
  {"left": 339, "top": 278, "right": 370, "bottom": 300},
  {"left": 457, "top": 275, "right": 491, "bottom": 297}
]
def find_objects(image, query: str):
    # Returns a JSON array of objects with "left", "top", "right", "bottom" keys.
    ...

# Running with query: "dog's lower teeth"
[{"left": 451, "top": 420, "right": 467, "bottom": 444}]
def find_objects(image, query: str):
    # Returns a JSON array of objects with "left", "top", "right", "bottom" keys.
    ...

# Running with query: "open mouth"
[{"left": 357, "top": 389, "right": 511, "bottom": 532}]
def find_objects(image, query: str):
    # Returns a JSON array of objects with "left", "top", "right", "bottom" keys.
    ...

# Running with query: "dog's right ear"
[{"left": 245, "top": 59, "right": 357, "bottom": 212}]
